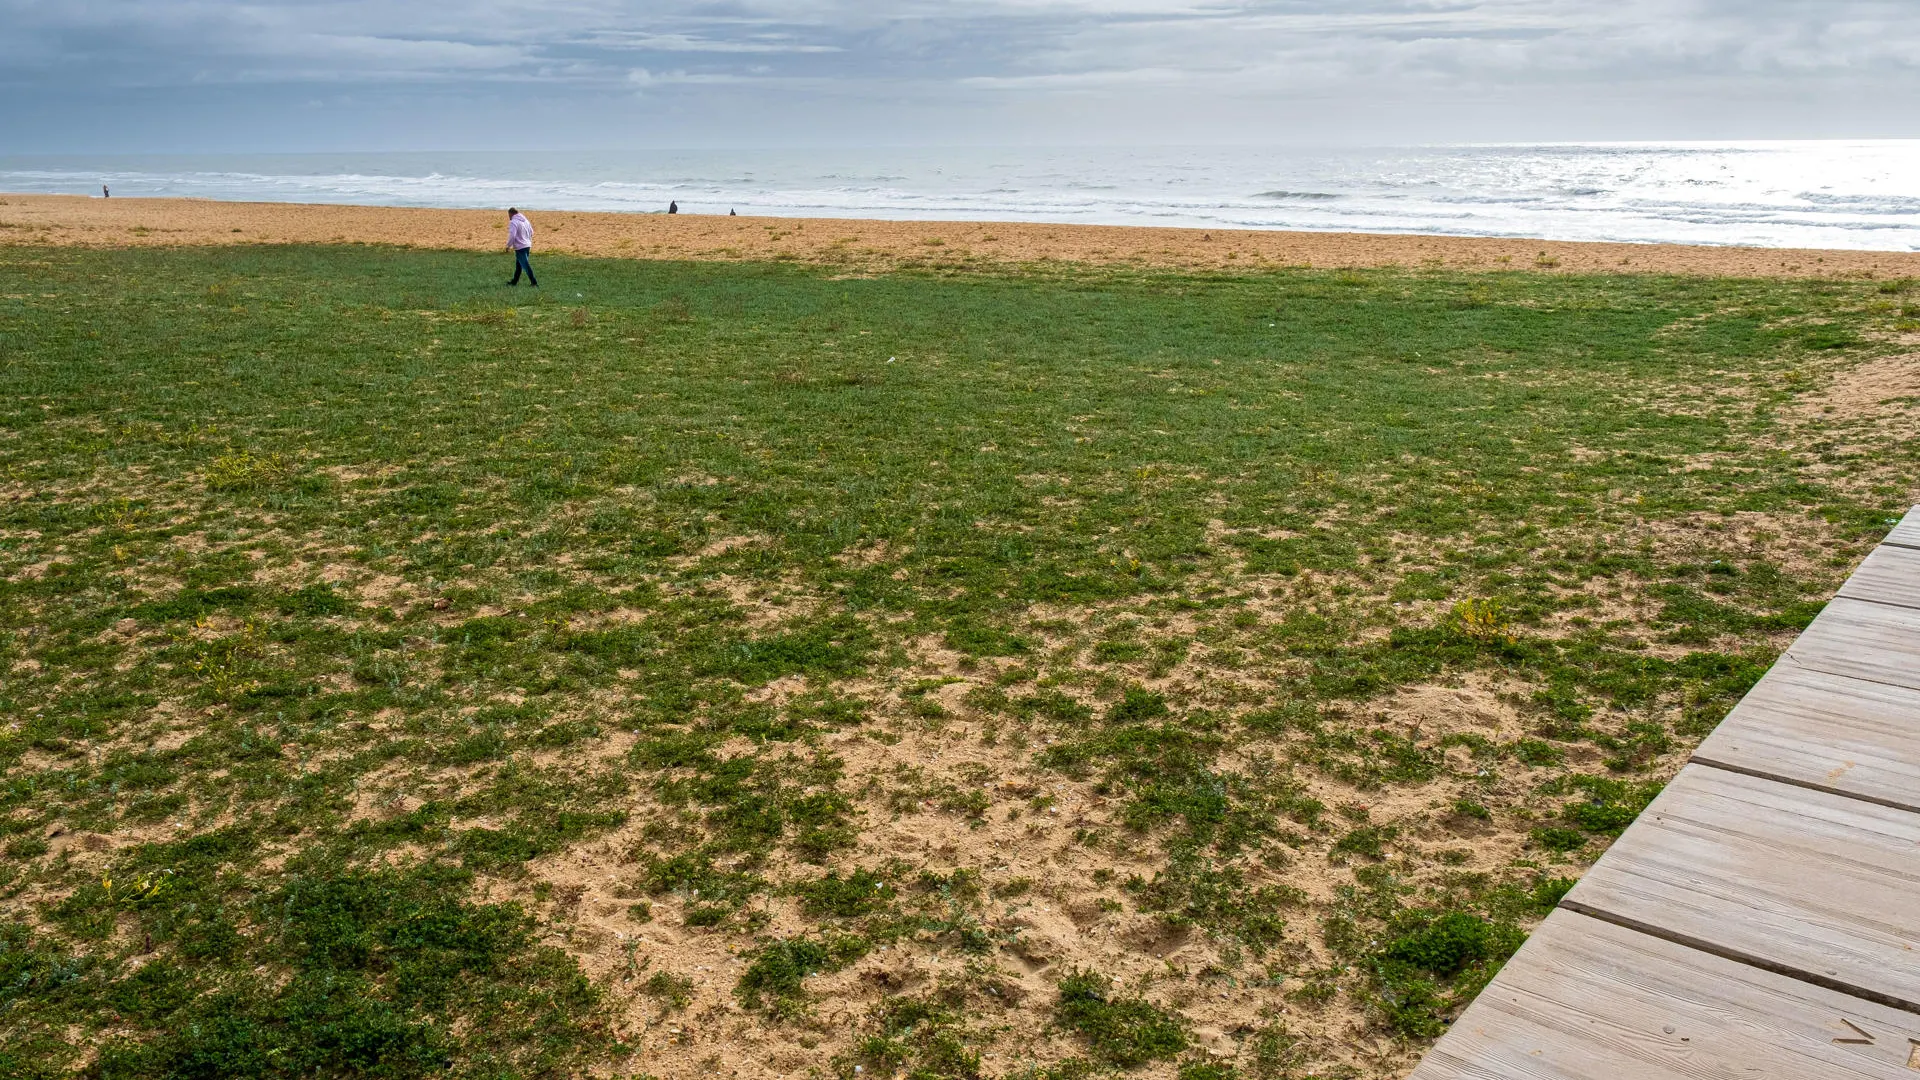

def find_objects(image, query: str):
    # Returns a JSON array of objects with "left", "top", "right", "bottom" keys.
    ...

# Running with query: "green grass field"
[{"left": 2, "top": 245, "right": 1915, "bottom": 1079}]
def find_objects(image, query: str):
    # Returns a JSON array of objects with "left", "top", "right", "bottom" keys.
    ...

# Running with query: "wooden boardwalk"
[{"left": 1410, "top": 507, "right": 1920, "bottom": 1080}]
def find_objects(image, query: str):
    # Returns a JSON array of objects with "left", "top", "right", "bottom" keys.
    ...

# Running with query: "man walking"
[{"left": 506, "top": 208, "right": 537, "bottom": 287}]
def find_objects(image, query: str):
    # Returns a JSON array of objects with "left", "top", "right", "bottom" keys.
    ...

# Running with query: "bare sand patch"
[
  {"left": 1793, "top": 352, "right": 1920, "bottom": 421},
  {"left": 5, "top": 194, "right": 1919, "bottom": 279}
]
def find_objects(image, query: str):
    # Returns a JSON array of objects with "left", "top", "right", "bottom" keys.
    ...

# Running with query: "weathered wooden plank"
[
  {"left": 1562, "top": 765, "right": 1920, "bottom": 1012},
  {"left": 1785, "top": 597, "right": 1920, "bottom": 691},
  {"left": 1886, "top": 505, "right": 1920, "bottom": 551},
  {"left": 1411, "top": 910, "right": 1920, "bottom": 1080},
  {"left": 1836, "top": 543, "right": 1920, "bottom": 610},
  {"left": 1693, "top": 663, "right": 1920, "bottom": 814}
]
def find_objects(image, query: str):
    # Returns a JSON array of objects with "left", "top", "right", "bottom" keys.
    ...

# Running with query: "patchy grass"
[
  {"left": 1, "top": 244, "right": 1915, "bottom": 1077},
  {"left": 9, "top": 855, "right": 613, "bottom": 1080}
]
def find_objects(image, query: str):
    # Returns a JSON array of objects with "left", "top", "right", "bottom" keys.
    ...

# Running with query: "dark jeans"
[{"left": 510, "top": 247, "right": 537, "bottom": 286}]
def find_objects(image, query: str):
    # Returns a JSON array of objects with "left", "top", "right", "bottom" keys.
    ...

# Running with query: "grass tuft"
[{"left": 1054, "top": 968, "right": 1189, "bottom": 1066}]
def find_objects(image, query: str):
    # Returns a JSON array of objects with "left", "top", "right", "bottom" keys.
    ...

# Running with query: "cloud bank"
[{"left": 3, "top": 1, "right": 1915, "bottom": 150}]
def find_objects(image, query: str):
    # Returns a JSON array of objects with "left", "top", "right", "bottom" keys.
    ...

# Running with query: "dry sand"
[{"left": 5, "top": 193, "right": 1920, "bottom": 278}]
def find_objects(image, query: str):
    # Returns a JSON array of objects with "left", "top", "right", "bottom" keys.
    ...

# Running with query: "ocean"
[{"left": 4, "top": 142, "right": 1918, "bottom": 251}]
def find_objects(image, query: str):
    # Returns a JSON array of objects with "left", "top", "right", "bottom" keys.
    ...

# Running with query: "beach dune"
[{"left": 3, "top": 192, "right": 1917, "bottom": 279}]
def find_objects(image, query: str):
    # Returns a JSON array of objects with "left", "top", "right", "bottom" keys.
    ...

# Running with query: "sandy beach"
[{"left": 5, "top": 193, "right": 1919, "bottom": 278}]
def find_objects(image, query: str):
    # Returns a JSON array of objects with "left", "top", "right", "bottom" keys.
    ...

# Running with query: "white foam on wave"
[{"left": 5, "top": 142, "right": 1919, "bottom": 250}]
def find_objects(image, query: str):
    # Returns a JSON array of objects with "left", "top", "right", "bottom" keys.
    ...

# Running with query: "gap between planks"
[
  {"left": 1563, "top": 762, "right": 1920, "bottom": 1018},
  {"left": 1884, "top": 505, "right": 1920, "bottom": 552},
  {"left": 1836, "top": 543, "right": 1920, "bottom": 610},
  {"left": 1780, "top": 598, "right": 1920, "bottom": 692},
  {"left": 1685, "top": 757, "right": 1920, "bottom": 817},
  {"left": 1560, "top": 764, "right": 1920, "bottom": 1015},
  {"left": 1690, "top": 662, "right": 1920, "bottom": 815},
  {"left": 1561, "top": 891, "right": 1920, "bottom": 1018}
]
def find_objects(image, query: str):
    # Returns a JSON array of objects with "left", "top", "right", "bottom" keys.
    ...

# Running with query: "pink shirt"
[{"left": 507, "top": 214, "right": 532, "bottom": 250}]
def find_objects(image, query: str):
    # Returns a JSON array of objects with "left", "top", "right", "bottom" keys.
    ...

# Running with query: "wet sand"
[{"left": 4, "top": 193, "right": 1917, "bottom": 279}]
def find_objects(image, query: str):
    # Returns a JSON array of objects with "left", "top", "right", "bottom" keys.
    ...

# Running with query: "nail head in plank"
[
  {"left": 1411, "top": 910, "right": 1920, "bottom": 1080},
  {"left": 1887, "top": 505, "right": 1920, "bottom": 551},
  {"left": 1836, "top": 543, "right": 1920, "bottom": 611},
  {"left": 1694, "top": 664, "right": 1920, "bottom": 814},
  {"left": 1563, "top": 764, "right": 1920, "bottom": 1012},
  {"left": 1787, "top": 597, "right": 1920, "bottom": 692}
]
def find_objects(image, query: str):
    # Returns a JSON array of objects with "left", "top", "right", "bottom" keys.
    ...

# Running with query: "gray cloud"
[{"left": 2, "top": 1, "right": 1915, "bottom": 150}]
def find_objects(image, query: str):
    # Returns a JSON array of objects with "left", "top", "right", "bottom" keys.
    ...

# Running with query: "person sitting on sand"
[
  {"left": 668, "top": 201, "right": 678, "bottom": 214},
  {"left": 506, "top": 208, "right": 537, "bottom": 287}
]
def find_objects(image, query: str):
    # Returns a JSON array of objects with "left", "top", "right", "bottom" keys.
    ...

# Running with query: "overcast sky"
[{"left": 3, "top": 1, "right": 1915, "bottom": 152}]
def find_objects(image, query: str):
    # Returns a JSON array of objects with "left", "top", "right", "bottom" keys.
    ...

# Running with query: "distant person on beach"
[
  {"left": 730, "top": 209, "right": 736, "bottom": 216},
  {"left": 102, "top": 185, "right": 109, "bottom": 198},
  {"left": 506, "top": 208, "right": 537, "bottom": 287},
  {"left": 668, "top": 201, "right": 678, "bottom": 214}
]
